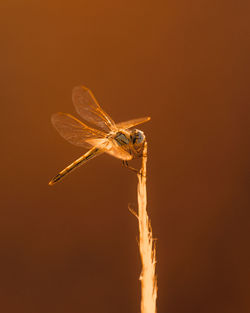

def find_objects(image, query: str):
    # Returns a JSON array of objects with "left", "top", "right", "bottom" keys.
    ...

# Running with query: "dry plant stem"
[{"left": 137, "top": 142, "right": 157, "bottom": 313}]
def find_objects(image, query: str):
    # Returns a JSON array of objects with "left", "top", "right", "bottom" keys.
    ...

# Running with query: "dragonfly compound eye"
[{"left": 132, "top": 129, "right": 145, "bottom": 144}]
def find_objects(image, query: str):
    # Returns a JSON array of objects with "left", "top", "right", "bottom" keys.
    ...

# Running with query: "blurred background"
[{"left": 1, "top": 1, "right": 249, "bottom": 312}]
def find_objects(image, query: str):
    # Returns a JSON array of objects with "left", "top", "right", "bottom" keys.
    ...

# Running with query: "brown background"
[{"left": 1, "top": 1, "right": 250, "bottom": 312}]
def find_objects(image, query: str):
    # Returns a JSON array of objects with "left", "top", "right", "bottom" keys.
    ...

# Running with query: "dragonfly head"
[{"left": 131, "top": 129, "right": 146, "bottom": 146}]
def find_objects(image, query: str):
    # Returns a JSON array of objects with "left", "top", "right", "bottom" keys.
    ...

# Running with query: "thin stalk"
[{"left": 137, "top": 142, "right": 157, "bottom": 313}]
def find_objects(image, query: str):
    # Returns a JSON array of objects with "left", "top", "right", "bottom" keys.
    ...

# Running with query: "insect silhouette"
[{"left": 49, "top": 86, "right": 150, "bottom": 185}]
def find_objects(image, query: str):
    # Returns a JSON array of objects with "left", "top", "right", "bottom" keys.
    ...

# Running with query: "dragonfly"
[{"left": 49, "top": 86, "right": 150, "bottom": 185}]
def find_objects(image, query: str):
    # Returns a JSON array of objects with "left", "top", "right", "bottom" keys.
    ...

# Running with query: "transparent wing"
[
  {"left": 51, "top": 112, "right": 106, "bottom": 148},
  {"left": 72, "top": 86, "right": 117, "bottom": 132},
  {"left": 116, "top": 116, "right": 151, "bottom": 130},
  {"left": 103, "top": 142, "right": 132, "bottom": 161},
  {"left": 105, "top": 146, "right": 132, "bottom": 161}
]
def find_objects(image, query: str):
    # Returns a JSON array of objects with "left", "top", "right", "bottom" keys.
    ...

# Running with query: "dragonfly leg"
[{"left": 122, "top": 160, "right": 140, "bottom": 174}]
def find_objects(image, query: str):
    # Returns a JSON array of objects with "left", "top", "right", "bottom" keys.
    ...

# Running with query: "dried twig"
[{"left": 137, "top": 142, "right": 157, "bottom": 313}]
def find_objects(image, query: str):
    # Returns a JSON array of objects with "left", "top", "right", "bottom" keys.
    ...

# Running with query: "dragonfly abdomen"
[{"left": 49, "top": 146, "right": 101, "bottom": 185}]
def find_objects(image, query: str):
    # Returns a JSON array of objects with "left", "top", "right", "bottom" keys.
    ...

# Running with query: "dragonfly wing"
[
  {"left": 116, "top": 116, "right": 151, "bottom": 130},
  {"left": 104, "top": 144, "right": 132, "bottom": 161},
  {"left": 72, "top": 86, "right": 117, "bottom": 132},
  {"left": 51, "top": 112, "right": 106, "bottom": 148}
]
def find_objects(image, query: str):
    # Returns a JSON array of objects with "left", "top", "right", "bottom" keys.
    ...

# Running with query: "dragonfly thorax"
[
  {"left": 114, "top": 130, "right": 130, "bottom": 146},
  {"left": 111, "top": 129, "right": 145, "bottom": 159}
]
